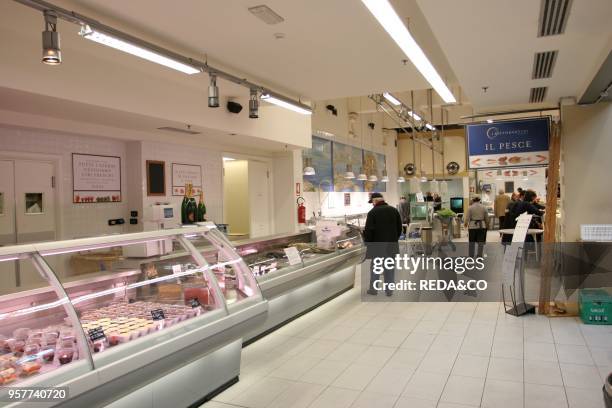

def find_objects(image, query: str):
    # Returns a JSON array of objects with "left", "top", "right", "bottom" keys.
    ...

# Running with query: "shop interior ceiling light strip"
[
  {"left": 383, "top": 92, "right": 402, "bottom": 105},
  {"left": 13, "top": 0, "right": 310, "bottom": 114},
  {"left": 79, "top": 26, "right": 200, "bottom": 74},
  {"left": 261, "top": 94, "right": 312, "bottom": 115},
  {"left": 361, "top": 0, "right": 456, "bottom": 103}
]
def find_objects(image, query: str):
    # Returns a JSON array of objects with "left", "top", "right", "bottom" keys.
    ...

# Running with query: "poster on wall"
[
  {"left": 172, "top": 163, "right": 202, "bottom": 196},
  {"left": 303, "top": 136, "right": 332, "bottom": 192},
  {"left": 467, "top": 117, "right": 550, "bottom": 169},
  {"left": 363, "top": 151, "right": 387, "bottom": 193},
  {"left": 72, "top": 153, "right": 121, "bottom": 203},
  {"left": 332, "top": 142, "right": 363, "bottom": 192}
]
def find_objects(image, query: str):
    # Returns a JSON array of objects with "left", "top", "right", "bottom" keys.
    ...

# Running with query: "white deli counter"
[
  {"left": 0, "top": 226, "right": 267, "bottom": 408},
  {"left": 0, "top": 221, "right": 364, "bottom": 407}
]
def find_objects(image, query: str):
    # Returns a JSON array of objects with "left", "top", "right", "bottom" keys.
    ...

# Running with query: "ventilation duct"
[
  {"left": 532, "top": 50, "right": 558, "bottom": 79},
  {"left": 538, "top": 0, "right": 572, "bottom": 37},
  {"left": 529, "top": 87, "right": 548, "bottom": 103}
]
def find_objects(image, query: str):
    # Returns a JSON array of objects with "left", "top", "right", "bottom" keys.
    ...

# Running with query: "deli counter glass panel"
[
  {"left": 0, "top": 248, "right": 91, "bottom": 387},
  {"left": 0, "top": 226, "right": 263, "bottom": 387}
]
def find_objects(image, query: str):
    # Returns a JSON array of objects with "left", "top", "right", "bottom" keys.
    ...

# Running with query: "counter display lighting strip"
[{"left": 361, "top": 0, "right": 456, "bottom": 103}]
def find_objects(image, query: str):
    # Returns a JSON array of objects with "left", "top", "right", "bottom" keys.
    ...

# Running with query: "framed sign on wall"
[
  {"left": 72, "top": 153, "right": 121, "bottom": 203},
  {"left": 466, "top": 117, "right": 550, "bottom": 169},
  {"left": 146, "top": 160, "right": 166, "bottom": 196},
  {"left": 172, "top": 163, "right": 202, "bottom": 196}
]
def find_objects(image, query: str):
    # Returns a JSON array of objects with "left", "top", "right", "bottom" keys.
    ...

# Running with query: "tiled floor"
[{"left": 204, "top": 287, "right": 611, "bottom": 408}]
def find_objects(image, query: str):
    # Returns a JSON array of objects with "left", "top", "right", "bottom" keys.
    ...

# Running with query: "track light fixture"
[
  {"left": 208, "top": 73, "right": 219, "bottom": 108},
  {"left": 42, "top": 10, "right": 61, "bottom": 65},
  {"left": 249, "top": 88, "right": 259, "bottom": 119}
]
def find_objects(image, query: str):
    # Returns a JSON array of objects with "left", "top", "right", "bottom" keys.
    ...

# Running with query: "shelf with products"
[{"left": 0, "top": 226, "right": 266, "bottom": 405}]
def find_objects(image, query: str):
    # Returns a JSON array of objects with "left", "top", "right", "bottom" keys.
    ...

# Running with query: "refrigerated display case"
[
  {"left": 122, "top": 221, "right": 365, "bottom": 342},
  {"left": 227, "top": 221, "right": 364, "bottom": 340},
  {"left": 0, "top": 225, "right": 266, "bottom": 407}
]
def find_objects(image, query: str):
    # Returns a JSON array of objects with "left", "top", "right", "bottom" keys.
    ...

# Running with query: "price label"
[
  {"left": 87, "top": 326, "right": 106, "bottom": 342},
  {"left": 150, "top": 308, "right": 166, "bottom": 321},
  {"left": 283, "top": 247, "right": 302, "bottom": 266},
  {"left": 189, "top": 298, "right": 201, "bottom": 308}
]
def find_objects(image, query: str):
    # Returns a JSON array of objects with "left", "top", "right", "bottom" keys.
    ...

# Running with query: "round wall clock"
[
  {"left": 403, "top": 163, "right": 416, "bottom": 176},
  {"left": 446, "top": 161, "right": 460, "bottom": 175}
]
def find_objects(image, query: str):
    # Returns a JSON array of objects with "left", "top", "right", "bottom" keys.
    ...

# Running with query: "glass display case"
[{"left": 0, "top": 225, "right": 264, "bottom": 402}]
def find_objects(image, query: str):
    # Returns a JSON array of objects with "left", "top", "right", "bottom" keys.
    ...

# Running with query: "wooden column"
[{"left": 539, "top": 121, "right": 561, "bottom": 314}]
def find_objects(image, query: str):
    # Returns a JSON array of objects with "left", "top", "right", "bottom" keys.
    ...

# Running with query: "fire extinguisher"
[{"left": 296, "top": 196, "right": 306, "bottom": 224}]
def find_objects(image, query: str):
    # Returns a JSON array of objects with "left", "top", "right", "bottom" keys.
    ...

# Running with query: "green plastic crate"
[{"left": 579, "top": 289, "right": 612, "bottom": 325}]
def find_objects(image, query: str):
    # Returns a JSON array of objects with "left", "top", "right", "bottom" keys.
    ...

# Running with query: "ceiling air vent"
[
  {"left": 532, "top": 50, "right": 558, "bottom": 79},
  {"left": 157, "top": 126, "right": 201, "bottom": 135},
  {"left": 248, "top": 5, "right": 284, "bottom": 25},
  {"left": 529, "top": 87, "right": 548, "bottom": 103},
  {"left": 538, "top": 0, "right": 572, "bottom": 37}
]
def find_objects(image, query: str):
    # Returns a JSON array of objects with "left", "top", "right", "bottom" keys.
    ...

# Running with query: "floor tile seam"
[{"left": 436, "top": 305, "right": 479, "bottom": 408}]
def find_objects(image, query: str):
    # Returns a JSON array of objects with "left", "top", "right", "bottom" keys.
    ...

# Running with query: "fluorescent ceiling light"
[
  {"left": 361, "top": 0, "right": 456, "bottom": 103},
  {"left": 79, "top": 26, "right": 200, "bottom": 75},
  {"left": 383, "top": 92, "right": 401, "bottom": 106},
  {"left": 487, "top": 119, "right": 494, "bottom": 123},
  {"left": 425, "top": 123, "right": 435, "bottom": 131},
  {"left": 223, "top": 157, "right": 235, "bottom": 161},
  {"left": 261, "top": 94, "right": 312, "bottom": 115},
  {"left": 408, "top": 111, "right": 422, "bottom": 121}
]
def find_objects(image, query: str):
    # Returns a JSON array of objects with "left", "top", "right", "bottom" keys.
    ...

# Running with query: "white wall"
[
  {"left": 140, "top": 141, "right": 223, "bottom": 225},
  {"left": 560, "top": 102, "right": 612, "bottom": 241},
  {"left": 0, "top": 125, "right": 128, "bottom": 239},
  {"left": 397, "top": 129, "right": 467, "bottom": 178},
  {"left": 223, "top": 161, "right": 250, "bottom": 235}
]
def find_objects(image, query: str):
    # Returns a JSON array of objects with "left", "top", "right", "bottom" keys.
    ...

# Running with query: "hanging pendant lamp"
[
  {"left": 303, "top": 157, "right": 315, "bottom": 176},
  {"left": 344, "top": 163, "right": 355, "bottom": 179}
]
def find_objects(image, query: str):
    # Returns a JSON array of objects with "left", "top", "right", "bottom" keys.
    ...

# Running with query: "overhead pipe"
[{"left": 13, "top": 0, "right": 311, "bottom": 113}]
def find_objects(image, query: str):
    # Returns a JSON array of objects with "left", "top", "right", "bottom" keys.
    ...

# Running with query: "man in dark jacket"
[{"left": 364, "top": 193, "right": 402, "bottom": 296}]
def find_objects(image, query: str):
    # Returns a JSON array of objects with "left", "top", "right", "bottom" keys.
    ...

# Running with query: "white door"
[
  {"left": 0, "top": 160, "right": 57, "bottom": 291},
  {"left": 0, "top": 161, "right": 17, "bottom": 293},
  {"left": 14, "top": 160, "right": 56, "bottom": 244},
  {"left": 248, "top": 161, "right": 271, "bottom": 238}
]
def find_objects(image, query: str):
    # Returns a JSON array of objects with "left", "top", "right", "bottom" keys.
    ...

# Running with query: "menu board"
[
  {"left": 172, "top": 163, "right": 202, "bottom": 196},
  {"left": 72, "top": 154, "right": 121, "bottom": 203}
]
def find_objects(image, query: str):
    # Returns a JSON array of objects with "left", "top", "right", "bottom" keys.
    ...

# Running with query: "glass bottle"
[
  {"left": 181, "top": 183, "right": 190, "bottom": 224},
  {"left": 197, "top": 191, "right": 206, "bottom": 222},
  {"left": 185, "top": 186, "right": 197, "bottom": 224}
]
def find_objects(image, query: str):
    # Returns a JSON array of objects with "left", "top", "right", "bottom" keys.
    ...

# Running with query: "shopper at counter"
[
  {"left": 397, "top": 196, "right": 410, "bottom": 233},
  {"left": 433, "top": 193, "right": 442, "bottom": 211},
  {"left": 465, "top": 196, "right": 489, "bottom": 257},
  {"left": 494, "top": 190, "right": 510, "bottom": 229},
  {"left": 364, "top": 192, "right": 402, "bottom": 296}
]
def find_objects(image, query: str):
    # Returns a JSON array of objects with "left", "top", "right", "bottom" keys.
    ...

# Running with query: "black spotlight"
[
  {"left": 249, "top": 88, "right": 259, "bottom": 119},
  {"left": 208, "top": 73, "right": 219, "bottom": 108},
  {"left": 42, "top": 10, "right": 61, "bottom": 65},
  {"left": 227, "top": 101, "right": 243, "bottom": 114}
]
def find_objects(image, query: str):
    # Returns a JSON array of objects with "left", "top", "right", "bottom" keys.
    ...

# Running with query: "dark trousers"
[
  {"left": 369, "top": 260, "right": 395, "bottom": 294},
  {"left": 498, "top": 216, "right": 505, "bottom": 230},
  {"left": 468, "top": 228, "right": 487, "bottom": 258}
]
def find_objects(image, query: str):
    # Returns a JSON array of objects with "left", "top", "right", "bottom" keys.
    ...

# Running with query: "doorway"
[
  {"left": 0, "top": 159, "right": 58, "bottom": 292},
  {"left": 222, "top": 158, "right": 272, "bottom": 240}
]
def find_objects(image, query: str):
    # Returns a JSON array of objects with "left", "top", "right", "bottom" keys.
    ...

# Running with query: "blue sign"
[{"left": 467, "top": 118, "right": 550, "bottom": 169}]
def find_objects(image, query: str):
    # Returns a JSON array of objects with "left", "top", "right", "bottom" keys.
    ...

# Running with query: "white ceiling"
[
  {"left": 417, "top": 0, "right": 612, "bottom": 110},
  {"left": 54, "top": 0, "right": 458, "bottom": 101},
  {"left": 0, "top": 87, "right": 297, "bottom": 154}
]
